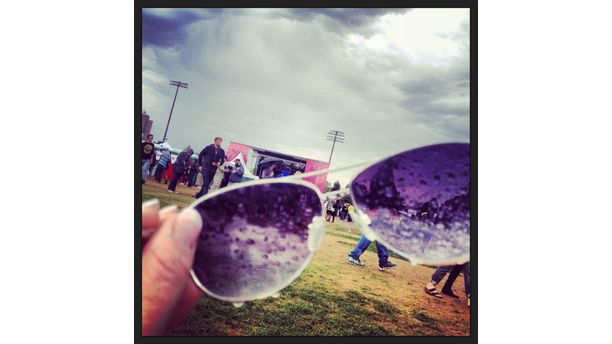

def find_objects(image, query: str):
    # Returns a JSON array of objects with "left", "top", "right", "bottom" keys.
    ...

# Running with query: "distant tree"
[
  {"left": 324, "top": 181, "right": 332, "bottom": 192},
  {"left": 332, "top": 181, "right": 341, "bottom": 191}
]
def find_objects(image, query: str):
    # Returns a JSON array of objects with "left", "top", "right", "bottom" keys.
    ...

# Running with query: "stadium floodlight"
[
  {"left": 162, "top": 80, "right": 189, "bottom": 142},
  {"left": 326, "top": 130, "right": 345, "bottom": 166}
]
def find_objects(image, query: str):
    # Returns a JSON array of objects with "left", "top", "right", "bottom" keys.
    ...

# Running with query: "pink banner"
[
  {"left": 304, "top": 160, "right": 330, "bottom": 192},
  {"left": 226, "top": 142, "right": 252, "bottom": 164}
]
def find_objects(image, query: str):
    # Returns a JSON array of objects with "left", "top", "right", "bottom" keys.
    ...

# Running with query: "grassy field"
[{"left": 142, "top": 180, "right": 470, "bottom": 336}]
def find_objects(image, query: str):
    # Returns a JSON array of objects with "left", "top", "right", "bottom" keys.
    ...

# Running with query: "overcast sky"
[{"left": 142, "top": 8, "right": 470, "bottom": 186}]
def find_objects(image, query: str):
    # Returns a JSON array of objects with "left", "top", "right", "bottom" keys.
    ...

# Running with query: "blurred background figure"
[
  {"left": 186, "top": 157, "right": 199, "bottom": 188},
  {"left": 168, "top": 148, "right": 193, "bottom": 193},
  {"left": 141, "top": 133, "right": 155, "bottom": 184},
  {"left": 195, "top": 137, "right": 225, "bottom": 198},
  {"left": 210, "top": 156, "right": 232, "bottom": 192},
  {"left": 228, "top": 158, "right": 244, "bottom": 186},
  {"left": 154, "top": 149, "right": 171, "bottom": 183},
  {"left": 261, "top": 162, "right": 276, "bottom": 179}
]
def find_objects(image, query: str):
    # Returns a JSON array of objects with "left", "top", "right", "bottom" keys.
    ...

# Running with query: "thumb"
[{"left": 142, "top": 208, "right": 202, "bottom": 335}]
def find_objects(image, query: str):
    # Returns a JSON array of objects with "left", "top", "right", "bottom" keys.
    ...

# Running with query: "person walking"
[
  {"left": 195, "top": 137, "right": 225, "bottom": 198},
  {"left": 346, "top": 235, "right": 397, "bottom": 271},
  {"left": 324, "top": 200, "right": 335, "bottom": 222},
  {"left": 141, "top": 134, "right": 155, "bottom": 184},
  {"left": 424, "top": 262, "right": 471, "bottom": 307},
  {"left": 347, "top": 203, "right": 355, "bottom": 222},
  {"left": 186, "top": 157, "right": 199, "bottom": 188},
  {"left": 228, "top": 158, "right": 244, "bottom": 186},
  {"left": 168, "top": 148, "right": 194, "bottom": 193},
  {"left": 154, "top": 149, "right": 171, "bottom": 183}
]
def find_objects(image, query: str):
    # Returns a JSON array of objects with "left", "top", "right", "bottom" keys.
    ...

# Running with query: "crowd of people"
[
  {"left": 325, "top": 200, "right": 356, "bottom": 223},
  {"left": 142, "top": 136, "right": 310, "bottom": 197},
  {"left": 142, "top": 136, "right": 248, "bottom": 196}
]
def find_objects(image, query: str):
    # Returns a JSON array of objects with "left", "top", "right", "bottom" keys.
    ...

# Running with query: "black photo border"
[{"left": 135, "top": 1, "right": 477, "bottom": 343}]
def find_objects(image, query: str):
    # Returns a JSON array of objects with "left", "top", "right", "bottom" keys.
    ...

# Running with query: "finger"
[
  {"left": 142, "top": 208, "right": 202, "bottom": 336},
  {"left": 143, "top": 205, "right": 180, "bottom": 240},
  {"left": 167, "top": 279, "right": 203, "bottom": 333},
  {"left": 159, "top": 205, "right": 179, "bottom": 223},
  {"left": 142, "top": 199, "right": 160, "bottom": 229}
]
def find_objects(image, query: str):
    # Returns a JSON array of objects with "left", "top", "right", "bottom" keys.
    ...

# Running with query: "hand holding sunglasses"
[{"left": 146, "top": 143, "right": 470, "bottom": 305}]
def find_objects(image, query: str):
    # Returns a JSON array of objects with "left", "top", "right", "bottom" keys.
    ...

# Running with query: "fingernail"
[
  {"left": 142, "top": 198, "right": 160, "bottom": 210},
  {"left": 173, "top": 208, "right": 202, "bottom": 248},
  {"left": 159, "top": 205, "right": 179, "bottom": 220}
]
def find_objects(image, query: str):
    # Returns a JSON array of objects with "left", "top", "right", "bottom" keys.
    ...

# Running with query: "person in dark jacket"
[
  {"left": 186, "top": 157, "right": 199, "bottom": 188},
  {"left": 228, "top": 159, "right": 244, "bottom": 185},
  {"left": 168, "top": 148, "right": 194, "bottom": 193},
  {"left": 141, "top": 134, "right": 155, "bottom": 184},
  {"left": 195, "top": 137, "right": 225, "bottom": 198}
]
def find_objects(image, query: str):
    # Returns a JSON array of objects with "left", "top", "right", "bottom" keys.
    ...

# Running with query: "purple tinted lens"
[
  {"left": 190, "top": 182, "right": 323, "bottom": 302},
  {"left": 351, "top": 143, "right": 470, "bottom": 265}
]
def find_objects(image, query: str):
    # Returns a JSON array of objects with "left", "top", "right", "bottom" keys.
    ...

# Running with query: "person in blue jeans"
[
  {"left": 346, "top": 235, "right": 397, "bottom": 271},
  {"left": 424, "top": 262, "right": 471, "bottom": 307}
]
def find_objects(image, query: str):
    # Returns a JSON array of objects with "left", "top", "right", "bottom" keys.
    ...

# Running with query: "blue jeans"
[
  {"left": 141, "top": 159, "right": 151, "bottom": 181},
  {"left": 348, "top": 235, "right": 389, "bottom": 265}
]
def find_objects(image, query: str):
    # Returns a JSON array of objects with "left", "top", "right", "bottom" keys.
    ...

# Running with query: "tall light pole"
[
  {"left": 162, "top": 80, "right": 188, "bottom": 142},
  {"left": 326, "top": 130, "right": 345, "bottom": 166}
]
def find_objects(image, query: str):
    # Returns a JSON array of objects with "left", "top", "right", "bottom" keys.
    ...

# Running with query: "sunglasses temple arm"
[{"left": 282, "top": 160, "right": 374, "bottom": 182}]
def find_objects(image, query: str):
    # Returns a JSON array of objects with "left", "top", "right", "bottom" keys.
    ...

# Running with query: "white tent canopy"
[{"left": 157, "top": 141, "right": 173, "bottom": 151}]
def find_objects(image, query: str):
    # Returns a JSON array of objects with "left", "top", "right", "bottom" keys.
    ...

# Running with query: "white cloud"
[{"left": 141, "top": 8, "right": 469, "bottom": 187}]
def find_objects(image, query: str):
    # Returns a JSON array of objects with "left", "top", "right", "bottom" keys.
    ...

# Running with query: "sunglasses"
[{"left": 186, "top": 143, "right": 470, "bottom": 304}]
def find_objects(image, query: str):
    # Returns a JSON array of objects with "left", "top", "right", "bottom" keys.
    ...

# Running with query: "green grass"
[
  {"left": 172, "top": 273, "right": 401, "bottom": 336},
  {"left": 142, "top": 183, "right": 193, "bottom": 208},
  {"left": 141, "top": 180, "right": 469, "bottom": 336}
]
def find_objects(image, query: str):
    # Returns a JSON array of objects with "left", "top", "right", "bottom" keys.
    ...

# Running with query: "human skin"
[{"left": 141, "top": 199, "right": 203, "bottom": 336}]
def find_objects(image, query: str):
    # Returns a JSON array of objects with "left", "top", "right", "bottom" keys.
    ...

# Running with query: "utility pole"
[
  {"left": 162, "top": 80, "right": 188, "bottom": 142},
  {"left": 326, "top": 130, "right": 345, "bottom": 166}
]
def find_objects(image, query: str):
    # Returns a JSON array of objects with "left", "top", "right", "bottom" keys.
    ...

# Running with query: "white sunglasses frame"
[{"left": 185, "top": 142, "right": 470, "bottom": 302}]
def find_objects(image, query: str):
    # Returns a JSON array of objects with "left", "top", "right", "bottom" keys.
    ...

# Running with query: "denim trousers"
[
  {"left": 142, "top": 159, "right": 150, "bottom": 181},
  {"left": 348, "top": 235, "right": 389, "bottom": 265}
]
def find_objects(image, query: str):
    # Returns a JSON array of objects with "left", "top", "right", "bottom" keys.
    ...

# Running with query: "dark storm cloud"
[
  {"left": 141, "top": 8, "right": 469, "bottom": 185},
  {"left": 285, "top": 8, "right": 410, "bottom": 26},
  {"left": 277, "top": 8, "right": 410, "bottom": 36},
  {"left": 142, "top": 8, "right": 223, "bottom": 48}
]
